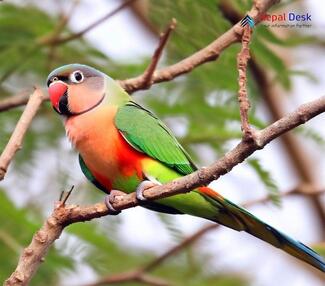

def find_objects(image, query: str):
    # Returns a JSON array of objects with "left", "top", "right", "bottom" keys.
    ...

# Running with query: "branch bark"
[
  {"left": 5, "top": 94, "right": 325, "bottom": 286},
  {"left": 237, "top": 25, "right": 254, "bottom": 140},
  {"left": 0, "top": 88, "right": 45, "bottom": 180}
]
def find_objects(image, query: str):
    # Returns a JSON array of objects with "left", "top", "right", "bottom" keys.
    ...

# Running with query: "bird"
[{"left": 47, "top": 63, "right": 325, "bottom": 272}]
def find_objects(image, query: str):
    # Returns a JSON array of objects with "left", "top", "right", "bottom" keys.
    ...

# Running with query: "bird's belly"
[
  {"left": 65, "top": 107, "right": 145, "bottom": 193},
  {"left": 77, "top": 132, "right": 145, "bottom": 193}
]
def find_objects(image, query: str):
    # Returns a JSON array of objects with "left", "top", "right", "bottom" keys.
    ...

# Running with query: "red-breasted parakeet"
[{"left": 47, "top": 64, "right": 325, "bottom": 272}]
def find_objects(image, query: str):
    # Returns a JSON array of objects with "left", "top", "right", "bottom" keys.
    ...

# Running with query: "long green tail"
[{"left": 201, "top": 189, "right": 325, "bottom": 273}]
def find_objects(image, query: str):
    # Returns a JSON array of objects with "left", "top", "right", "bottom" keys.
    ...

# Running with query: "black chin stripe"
[{"left": 58, "top": 91, "right": 73, "bottom": 116}]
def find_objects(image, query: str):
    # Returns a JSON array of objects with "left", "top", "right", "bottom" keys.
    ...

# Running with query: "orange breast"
[{"left": 65, "top": 105, "right": 145, "bottom": 191}]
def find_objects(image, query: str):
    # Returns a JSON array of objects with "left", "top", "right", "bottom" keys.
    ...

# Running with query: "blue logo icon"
[{"left": 241, "top": 15, "right": 255, "bottom": 27}]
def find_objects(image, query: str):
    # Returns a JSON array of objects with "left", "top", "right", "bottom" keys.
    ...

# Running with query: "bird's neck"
[{"left": 104, "top": 76, "right": 131, "bottom": 106}]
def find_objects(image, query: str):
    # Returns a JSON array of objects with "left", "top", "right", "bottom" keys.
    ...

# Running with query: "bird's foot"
[
  {"left": 136, "top": 180, "right": 157, "bottom": 202},
  {"left": 104, "top": 190, "right": 126, "bottom": 215}
]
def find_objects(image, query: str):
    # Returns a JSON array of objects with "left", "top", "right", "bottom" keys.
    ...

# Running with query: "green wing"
[{"left": 115, "top": 101, "right": 197, "bottom": 175}]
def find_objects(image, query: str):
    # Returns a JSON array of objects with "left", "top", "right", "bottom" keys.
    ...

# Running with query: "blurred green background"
[{"left": 0, "top": 0, "right": 324, "bottom": 285}]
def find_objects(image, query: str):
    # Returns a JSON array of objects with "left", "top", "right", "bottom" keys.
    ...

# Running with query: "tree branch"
[
  {"left": 0, "top": 0, "right": 278, "bottom": 111},
  {"left": 250, "top": 59, "right": 325, "bottom": 237},
  {"left": 219, "top": 0, "right": 325, "bottom": 234},
  {"left": 242, "top": 186, "right": 325, "bottom": 207},
  {"left": 7, "top": 1, "right": 318, "bottom": 284},
  {"left": 141, "top": 224, "right": 217, "bottom": 273},
  {"left": 119, "top": 0, "right": 278, "bottom": 93},
  {"left": 85, "top": 225, "right": 218, "bottom": 286},
  {"left": 46, "top": 0, "right": 81, "bottom": 70},
  {"left": 0, "top": 90, "right": 34, "bottom": 112},
  {"left": 5, "top": 93, "right": 325, "bottom": 286},
  {"left": 85, "top": 185, "right": 325, "bottom": 286},
  {"left": 0, "top": 0, "right": 127, "bottom": 85},
  {"left": 85, "top": 270, "right": 172, "bottom": 286},
  {"left": 237, "top": 25, "right": 254, "bottom": 140},
  {"left": 0, "top": 88, "right": 45, "bottom": 181},
  {"left": 139, "top": 18, "right": 177, "bottom": 89}
]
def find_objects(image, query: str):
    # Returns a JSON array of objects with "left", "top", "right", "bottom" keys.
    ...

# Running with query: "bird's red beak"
[{"left": 48, "top": 82, "right": 67, "bottom": 111}]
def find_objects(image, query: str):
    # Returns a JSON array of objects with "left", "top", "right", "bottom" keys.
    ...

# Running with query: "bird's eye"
[{"left": 70, "top": 71, "right": 84, "bottom": 83}]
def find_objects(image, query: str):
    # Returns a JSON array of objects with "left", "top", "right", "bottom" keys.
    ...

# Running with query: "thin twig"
[
  {"left": 84, "top": 226, "right": 217, "bottom": 286},
  {"left": 243, "top": 186, "right": 325, "bottom": 208},
  {"left": 58, "top": 191, "right": 64, "bottom": 202},
  {"left": 39, "top": 0, "right": 136, "bottom": 46},
  {"left": 237, "top": 25, "right": 254, "bottom": 141},
  {"left": 62, "top": 185, "right": 75, "bottom": 205},
  {"left": 0, "top": 89, "right": 35, "bottom": 112},
  {"left": 0, "top": 0, "right": 121, "bottom": 85},
  {"left": 136, "top": 274, "right": 172, "bottom": 286},
  {"left": 46, "top": 0, "right": 81, "bottom": 69},
  {"left": 140, "top": 18, "right": 177, "bottom": 89},
  {"left": 0, "top": 88, "right": 45, "bottom": 180},
  {"left": 85, "top": 270, "right": 172, "bottom": 286},
  {"left": 142, "top": 224, "right": 217, "bottom": 273},
  {"left": 5, "top": 93, "right": 325, "bottom": 286}
]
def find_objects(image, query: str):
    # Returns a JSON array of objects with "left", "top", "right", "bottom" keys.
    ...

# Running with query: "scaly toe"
[
  {"left": 136, "top": 180, "right": 157, "bottom": 202},
  {"left": 104, "top": 190, "right": 126, "bottom": 215}
]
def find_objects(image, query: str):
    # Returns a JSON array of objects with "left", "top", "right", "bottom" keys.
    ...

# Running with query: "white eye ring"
[{"left": 70, "top": 70, "right": 84, "bottom": 83}]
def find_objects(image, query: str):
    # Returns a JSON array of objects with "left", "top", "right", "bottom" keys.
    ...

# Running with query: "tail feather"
[{"left": 199, "top": 187, "right": 325, "bottom": 272}]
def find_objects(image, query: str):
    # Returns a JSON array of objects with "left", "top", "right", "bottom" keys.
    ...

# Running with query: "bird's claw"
[
  {"left": 136, "top": 180, "right": 157, "bottom": 202},
  {"left": 104, "top": 190, "right": 126, "bottom": 215}
]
